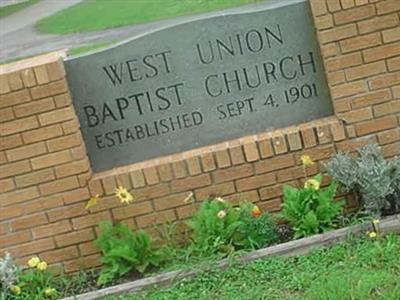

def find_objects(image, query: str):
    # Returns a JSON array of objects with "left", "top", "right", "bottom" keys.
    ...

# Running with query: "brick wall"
[{"left": 1, "top": 0, "right": 399, "bottom": 273}]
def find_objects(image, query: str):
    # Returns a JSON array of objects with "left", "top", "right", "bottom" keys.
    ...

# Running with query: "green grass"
[
  {"left": 67, "top": 41, "right": 115, "bottom": 57},
  {"left": 111, "top": 235, "right": 400, "bottom": 300},
  {"left": 0, "top": 0, "right": 40, "bottom": 18},
  {"left": 36, "top": 0, "right": 263, "bottom": 34}
]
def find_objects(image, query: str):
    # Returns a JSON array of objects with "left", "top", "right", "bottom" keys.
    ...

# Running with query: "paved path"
[{"left": 0, "top": 0, "right": 274, "bottom": 62}]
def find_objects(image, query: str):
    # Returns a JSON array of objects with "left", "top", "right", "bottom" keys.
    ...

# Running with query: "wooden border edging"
[{"left": 63, "top": 214, "right": 400, "bottom": 300}]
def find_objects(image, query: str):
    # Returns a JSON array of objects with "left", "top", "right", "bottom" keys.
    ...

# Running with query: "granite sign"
[{"left": 65, "top": 0, "right": 333, "bottom": 172}]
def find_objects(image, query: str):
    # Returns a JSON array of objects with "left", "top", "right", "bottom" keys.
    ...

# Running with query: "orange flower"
[{"left": 251, "top": 205, "right": 262, "bottom": 218}]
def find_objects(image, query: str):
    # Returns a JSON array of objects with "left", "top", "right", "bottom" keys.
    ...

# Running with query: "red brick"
[
  {"left": 46, "top": 61, "right": 65, "bottom": 82},
  {"left": 8, "top": 238, "right": 55, "bottom": 258},
  {"left": 41, "top": 246, "right": 79, "bottom": 264},
  {"left": 31, "top": 150, "right": 72, "bottom": 170},
  {"left": 373, "top": 100, "right": 400, "bottom": 117},
  {"left": 55, "top": 228, "right": 94, "bottom": 247},
  {"left": 215, "top": 149, "right": 231, "bottom": 168},
  {"left": 15, "top": 168, "right": 55, "bottom": 188},
  {"left": 0, "top": 186, "right": 39, "bottom": 206},
  {"left": 186, "top": 156, "right": 202, "bottom": 175},
  {"left": 34, "top": 65, "right": 50, "bottom": 84},
  {"left": 72, "top": 211, "right": 111, "bottom": 230},
  {"left": 341, "top": 0, "right": 355, "bottom": 9},
  {"left": 336, "top": 136, "right": 377, "bottom": 152},
  {"left": 0, "top": 231, "right": 31, "bottom": 248},
  {"left": 340, "top": 32, "right": 382, "bottom": 53},
  {"left": 327, "top": 71, "right": 346, "bottom": 85},
  {"left": 255, "top": 154, "right": 295, "bottom": 174},
  {"left": 195, "top": 182, "right": 235, "bottom": 199},
  {"left": 55, "top": 160, "right": 89, "bottom": 178},
  {"left": 381, "top": 142, "right": 400, "bottom": 157},
  {"left": 236, "top": 173, "right": 276, "bottom": 192},
  {"left": 22, "top": 124, "right": 63, "bottom": 144},
  {"left": 356, "top": 115, "right": 398, "bottom": 136},
  {"left": 334, "top": 4, "right": 375, "bottom": 25},
  {"left": 331, "top": 81, "right": 367, "bottom": 98},
  {"left": 243, "top": 142, "right": 259, "bottom": 162},
  {"left": 39, "top": 176, "right": 79, "bottom": 196},
  {"left": 258, "top": 137, "right": 274, "bottom": 158},
  {"left": 357, "top": 13, "right": 399, "bottom": 34},
  {"left": 79, "top": 241, "right": 99, "bottom": 256},
  {"left": 6, "top": 142, "right": 47, "bottom": 162},
  {"left": 47, "top": 203, "right": 87, "bottom": 222},
  {"left": 153, "top": 192, "right": 189, "bottom": 211},
  {"left": 260, "top": 182, "right": 296, "bottom": 200},
  {"left": 1, "top": 116, "right": 39, "bottom": 135},
  {"left": 10, "top": 213, "right": 48, "bottom": 231},
  {"left": 0, "top": 89, "right": 30, "bottom": 109},
  {"left": 135, "top": 184, "right": 170, "bottom": 201},
  {"left": 297, "top": 145, "right": 336, "bottom": 163},
  {"left": 143, "top": 166, "right": 159, "bottom": 185},
  {"left": 20, "top": 68, "right": 36, "bottom": 87},
  {"left": 0, "top": 160, "right": 30, "bottom": 178},
  {"left": 171, "top": 160, "right": 188, "bottom": 178},
  {"left": 14, "top": 97, "right": 55, "bottom": 118},
  {"left": 8, "top": 72, "right": 23, "bottom": 91},
  {"left": 369, "top": 72, "right": 400, "bottom": 90},
  {"left": 327, "top": 0, "right": 341, "bottom": 12},
  {"left": 388, "top": 57, "right": 400, "bottom": 72},
  {"left": 170, "top": 174, "right": 211, "bottom": 193},
  {"left": 38, "top": 107, "right": 75, "bottom": 126},
  {"left": 136, "top": 209, "right": 176, "bottom": 228},
  {"left": 351, "top": 89, "right": 392, "bottom": 108},
  {"left": 330, "top": 122, "right": 347, "bottom": 141},
  {"left": 345, "top": 61, "right": 386, "bottom": 81},
  {"left": 321, "top": 43, "right": 340, "bottom": 58},
  {"left": 64, "top": 254, "right": 101, "bottom": 273},
  {"left": 157, "top": 163, "right": 173, "bottom": 181},
  {"left": 314, "top": 14, "right": 334, "bottom": 30},
  {"left": 0, "top": 178, "right": 14, "bottom": 192},
  {"left": 30, "top": 80, "right": 68, "bottom": 100},
  {"left": 326, "top": 52, "right": 362, "bottom": 72},
  {"left": 229, "top": 145, "right": 245, "bottom": 165},
  {"left": 363, "top": 43, "right": 400, "bottom": 62},
  {"left": 300, "top": 126, "right": 317, "bottom": 148},
  {"left": 225, "top": 190, "right": 259, "bottom": 205},
  {"left": 0, "top": 107, "right": 14, "bottom": 122},
  {"left": 378, "top": 128, "right": 400, "bottom": 144},
  {"left": 319, "top": 24, "right": 357, "bottom": 44},
  {"left": 310, "top": 0, "right": 327, "bottom": 16},
  {"left": 382, "top": 27, "right": 400, "bottom": 43},
  {"left": 340, "top": 107, "right": 373, "bottom": 123},
  {"left": 272, "top": 135, "right": 288, "bottom": 154},
  {"left": 287, "top": 131, "right": 302, "bottom": 150},
  {"left": 376, "top": 0, "right": 400, "bottom": 14},
  {"left": 200, "top": 152, "right": 216, "bottom": 172},
  {"left": 23, "top": 195, "right": 63, "bottom": 214},
  {"left": 259, "top": 198, "right": 282, "bottom": 212},
  {"left": 277, "top": 166, "right": 310, "bottom": 182},
  {"left": 47, "top": 133, "right": 82, "bottom": 152},
  {"left": 213, "top": 164, "right": 254, "bottom": 183},
  {"left": 112, "top": 201, "right": 152, "bottom": 219},
  {"left": 176, "top": 204, "right": 199, "bottom": 220},
  {"left": 0, "top": 205, "right": 23, "bottom": 221},
  {"left": 54, "top": 93, "right": 71, "bottom": 108}
]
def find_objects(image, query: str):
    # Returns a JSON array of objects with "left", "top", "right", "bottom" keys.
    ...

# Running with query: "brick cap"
[
  {"left": 0, "top": 50, "right": 67, "bottom": 75},
  {"left": 91, "top": 116, "right": 341, "bottom": 181}
]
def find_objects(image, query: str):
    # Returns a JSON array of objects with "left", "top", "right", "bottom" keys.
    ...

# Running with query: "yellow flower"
[
  {"left": 28, "top": 256, "right": 40, "bottom": 268},
  {"left": 85, "top": 194, "right": 99, "bottom": 210},
  {"left": 373, "top": 219, "right": 380, "bottom": 225},
  {"left": 115, "top": 186, "right": 134, "bottom": 204},
  {"left": 217, "top": 210, "right": 226, "bottom": 219},
  {"left": 368, "top": 231, "right": 377, "bottom": 239},
  {"left": 36, "top": 261, "right": 48, "bottom": 271},
  {"left": 44, "top": 287, "right": 57, "bottom": 298},
  {"left": 215, "top": 197, "right": 225, "bottom": 203},
  {"left": 10, "top": 285, "right": 21, "bottom": 295},
  {"left": 304, "top": 179, "right": 320, "bottom": 191},
  {"left": 301, "top": 155, "right": 314, "bottom": 167}
]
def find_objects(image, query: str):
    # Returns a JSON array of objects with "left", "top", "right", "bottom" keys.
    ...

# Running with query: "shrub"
[
  {"left": 187, "top": 198, "right": 241, "bottom": 256},
  {"left": 0, "top": 252, "right": 18, "bottom": 299},
  {"left": 95, "top": 221, "right": 164, "bottom": 286},
  {"left": 188, "top": 198, "right": 278, "bottom": 256},
  {"left": 281, "top": 174, "right": 344, "bottom": 238},
  {"left": 325, "top": 144, "right": 400, "bottom": 216},
  {"left": 234, "top": 202, "right": 278, "bottom": 249}
]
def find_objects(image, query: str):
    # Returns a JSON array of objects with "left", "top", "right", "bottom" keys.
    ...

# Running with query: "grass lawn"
[
  {"left": 112, "top": 235, "right": 400, "bottom": 300},
  {"left": 0, "top": 0, "right": 40, "bottom": 18},
  {"left": 67, "top": 41, "right": 115, "bottom": 57},
  {"left": 36, "top": 0, "right": 264, "bottom": 34}
]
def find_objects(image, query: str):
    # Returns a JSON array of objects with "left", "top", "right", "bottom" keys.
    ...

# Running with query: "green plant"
[
  {"left": 95, "top": 221, "right": 164, "bottom": 286},
  {"left": 281, "top": 174, "right": 344, "bottom": 238},
  {"left": 233, "top": 202, "right": 278, "bottom": 249},
  {"left": 325, "top": 144, "right": 400, "bottom": 216},
  {"left": 187, "top": 198, "right": 241, "bottom": 256}
]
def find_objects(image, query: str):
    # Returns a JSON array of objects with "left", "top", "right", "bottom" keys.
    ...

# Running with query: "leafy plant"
[
  {"left": 325, "top": 144, "right": 400, "bottom": 216},
  {"left": 281, "top": 174, "right": 344, "bottom": 238},
  {"left": 95, "top": 221, "right": 164, "bottom": 286},
  {"left": 233, "top": 202, "right": 278, "bottom": 249},
  {"left": 187, "top": 198, "right": 241, "bottom": 256}
]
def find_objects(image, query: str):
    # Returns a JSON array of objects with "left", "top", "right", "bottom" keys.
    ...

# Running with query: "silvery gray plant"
[
  {"left": 0, "top": 252, "right": 18, "bottom": 293},
  {"left": 324, "top": 144, "right": 400, "bottom": 216}
]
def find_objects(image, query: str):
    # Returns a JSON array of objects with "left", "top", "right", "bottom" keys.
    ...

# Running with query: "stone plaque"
[{"left": 65, "top": 0, "right": 333, "bottom": 172}]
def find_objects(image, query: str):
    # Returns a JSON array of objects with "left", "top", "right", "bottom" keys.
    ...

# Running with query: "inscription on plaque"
[{"left": 65, "top": 0, "right": 333, "bottom": 172}]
